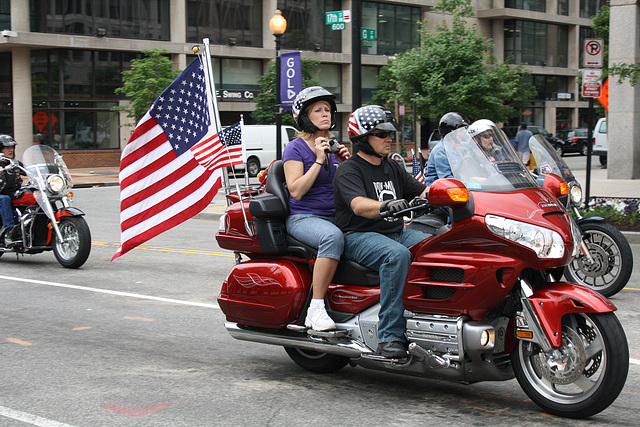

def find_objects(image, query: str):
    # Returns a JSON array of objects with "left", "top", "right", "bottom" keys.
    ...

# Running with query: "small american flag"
[
  {"left": 192, "top": 118, "right": 245, "bottom": 170},
  {"left": 112, "top": 57, "right": 224, "bottom": 260},
  {"left": 412, "top": 151, "right": 425, "bottom": 183}
]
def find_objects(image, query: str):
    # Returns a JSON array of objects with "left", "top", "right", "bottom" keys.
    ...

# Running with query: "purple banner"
[{"left": 281, "top": 51, "right": 302, "bottom": 111}]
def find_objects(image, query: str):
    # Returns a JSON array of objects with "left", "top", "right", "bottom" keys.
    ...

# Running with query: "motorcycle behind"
[
  {"left": 0, "top": 145, "right": 91, "bottom": 268},
  {"left": 528, "top": 134, "right": 633, "bottom": 297},
  {"left": 215, "top": 123, "right": 628, "bottom": 419}
]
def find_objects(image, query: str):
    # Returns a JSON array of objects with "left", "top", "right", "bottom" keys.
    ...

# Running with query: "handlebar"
[{"left": 380, "top": 197, "right": 431, "bottom": 219}]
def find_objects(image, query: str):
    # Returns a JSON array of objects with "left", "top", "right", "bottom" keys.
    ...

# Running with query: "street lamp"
[{"left": 269, "top": 9, "right": 287, "bottom": 160}]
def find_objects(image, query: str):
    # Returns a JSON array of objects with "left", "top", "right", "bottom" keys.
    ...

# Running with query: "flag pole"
[{"left": 201, "top": 38, "right": 231, "bottom": 194}]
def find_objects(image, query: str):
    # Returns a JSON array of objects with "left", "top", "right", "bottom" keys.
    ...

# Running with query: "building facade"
[{"left": 0, "top": 0, "right": 606, "bottom": 167}]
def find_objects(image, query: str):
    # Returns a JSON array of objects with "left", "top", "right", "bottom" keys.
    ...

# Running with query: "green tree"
[
  {"left": 112, "top": 49, "right": 180, "bottom": 124},
  {"left": 251, "top": 58, "right": 321, "bottom": 127},
  {"left": 373, "top": 0, "right": 535, "bottom": 124}
]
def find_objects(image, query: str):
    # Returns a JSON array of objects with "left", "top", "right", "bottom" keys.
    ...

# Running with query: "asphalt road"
[{"left": 1, "top": 186, "right": 639, "bottom": 426}]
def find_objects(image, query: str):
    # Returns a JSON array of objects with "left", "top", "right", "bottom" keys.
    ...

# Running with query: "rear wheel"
[
  {"left": 53, "top": 216, "right": 91, "bottom": 268},
  {"left": 512, "top": 312, "right": 628, "bottom": 418},
  {"left": 284, "top": 347, "right": 349, "bottom": 373}
]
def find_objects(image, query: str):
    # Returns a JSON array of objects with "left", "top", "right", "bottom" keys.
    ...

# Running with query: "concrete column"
[
  {"left": 10, "top": 0, "right": 29, "bottom": 32},
  {"left": 11, "top": 48, "right": 32, "bottom": 160},
  {"left": 608, "top": 0, "right": 640, "bottom": 179}
]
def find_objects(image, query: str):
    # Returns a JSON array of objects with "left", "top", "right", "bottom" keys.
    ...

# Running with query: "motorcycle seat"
[{"left": 254, "top": 160, "right": 380, "bottom": 287}]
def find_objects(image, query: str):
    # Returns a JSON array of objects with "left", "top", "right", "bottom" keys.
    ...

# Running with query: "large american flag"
[{"left": 112, "top": 57, "right": 225, "bottom": 260}]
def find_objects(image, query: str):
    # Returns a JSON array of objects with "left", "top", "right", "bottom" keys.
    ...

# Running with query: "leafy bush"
[{"left": 576, "top": 198, "right": 640, "bottom": 229}]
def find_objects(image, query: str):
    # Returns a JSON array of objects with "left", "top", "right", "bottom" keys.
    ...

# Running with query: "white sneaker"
[{"left": 305, "top": 307, "right": 336, "bottom": 331}]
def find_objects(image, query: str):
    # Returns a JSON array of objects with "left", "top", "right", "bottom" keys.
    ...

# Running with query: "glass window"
[
  {"left": 0, "top": 52, "right": 11, "bottom": 101},
  {"left": 0, "top": 0, "right": 10, "bottom": 29},
  {"left": 505, "top": 0, "right": 546, "bottom": 12},
  {"left": 362, "top": 1, "right": 420, "bottom": 56},
  {"left": 528, "top": 74, "right": 569, "bottom": 100},
  {"left": 558, "top": 0, "right": 569, "bottom": 15},
  {"left": 504, "top": 20, "right": 568, "bottom": 68},
  {"left": 580, "top": 0, "right": 607, "bottom": 18},
  {"left": 278, "top": 0, "right": 342, "bottom": 52},
  {"left": 315, "top": 63, "right": 342, "bottom": 103},
  {"left": 362, "top": 66, "right": 379, "bottom": 105},
  {"left": 220, "top": 59, "right": 261, "bottom": 91},
  {"left": 30, "top": 0, "right": 170, "bottom": 40},
  {"left": 186, "top": 0, "right": 262, "bottom": 47}
]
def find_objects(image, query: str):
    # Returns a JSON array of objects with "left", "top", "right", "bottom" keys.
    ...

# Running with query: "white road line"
[
  {"left": 0, "top": 405, "right": 78, "bottom": 427},
  {"left": 0, "top": 274, "right": 220, "bottom": 309},
  {"left": 631, "top": 358, "right": 640, "bottom": 365}
]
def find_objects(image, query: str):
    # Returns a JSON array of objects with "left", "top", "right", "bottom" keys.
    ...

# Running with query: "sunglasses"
[
  {"left": 370, "top": 131, "right": 396, "bottom": 139},
  {"left": 479, "top": 132, "right": 493, "bottom": 139}
]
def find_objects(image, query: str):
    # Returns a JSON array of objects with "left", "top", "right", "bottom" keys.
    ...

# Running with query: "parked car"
[
  {"left": 554, "top": 128, "right": 592, "bottom": 156},
  {"left": 593, "top": 117, "right": 607, "bottom": 166},
  {"left": 501, "top": 125, "right": 564, "bottom": 149}
]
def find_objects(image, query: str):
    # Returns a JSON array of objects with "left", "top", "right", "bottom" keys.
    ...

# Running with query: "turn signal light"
[
  {"left": 446, "top": 187, "right": 469, "bottom": 203},
  {"left": 516, "top": 330, "right": 533, "bottom": 339},
  {"left": 428, "top": 178, "right": 470, "bottom": 207},
  {"left": 542, "top": 173, "right": 568, "bottom": 199}
]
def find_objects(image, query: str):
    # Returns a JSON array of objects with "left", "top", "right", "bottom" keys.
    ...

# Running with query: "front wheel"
[
  {"left": 599, "top": 155, "right": 607, "bottom": 166},
  {"left": 564, "top": 221, "right": 633, "bottom": 297},
  {"left": 512, "top": 312, "right": 629, "bottom": 418},
  {"left": 284, "top": 347, "right": 349, "bottom": 373},
  {"left": 53, "top": 216, "right": 91, "bottom": 268}
]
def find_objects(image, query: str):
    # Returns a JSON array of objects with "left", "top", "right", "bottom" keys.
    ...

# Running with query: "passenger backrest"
[{"left": 265, "top": 160, "right": 289, "bottom": 214}]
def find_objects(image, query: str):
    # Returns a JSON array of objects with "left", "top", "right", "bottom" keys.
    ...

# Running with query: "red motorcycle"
[{"left": 215, "top": 123, "right": 628, "bottom": 419}]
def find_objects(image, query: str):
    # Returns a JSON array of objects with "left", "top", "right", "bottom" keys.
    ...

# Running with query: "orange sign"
[
  {"left": 597, "top": 78, "right": 609, "bottom": 111},
  {"left": 33, "top": 112, "right": 49, "bottom": 131}
]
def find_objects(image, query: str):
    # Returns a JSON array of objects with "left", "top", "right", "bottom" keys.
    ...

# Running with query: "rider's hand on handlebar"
[{"left": 380, "top": 199, "right": 409, "bottom": 217}]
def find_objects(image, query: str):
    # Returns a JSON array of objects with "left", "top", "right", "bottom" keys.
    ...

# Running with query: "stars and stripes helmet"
[
  {"left": 438, "top": 112, "right": 469, "bottom": 138},
  {"left": 347, "top": 105, "right": 399, "bottom": 139},
  {"left": 348, "top": 105, "right": 400, "bottom": 157},
  {"left": 291, "top": 86, "right": 337, "bottom": 132},
  {"left": 0, "top": 135, "right": 17, "bottom": 147}
]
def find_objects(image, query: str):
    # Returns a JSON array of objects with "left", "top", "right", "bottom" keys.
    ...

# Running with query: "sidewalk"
[{"left": 69, "top": 164, "right": 640, "bottom": 242}]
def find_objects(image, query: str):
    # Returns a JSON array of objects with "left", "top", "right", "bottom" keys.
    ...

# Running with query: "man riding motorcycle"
[{"left": 0, "top": 134, "right": 24, "bottom": 242}]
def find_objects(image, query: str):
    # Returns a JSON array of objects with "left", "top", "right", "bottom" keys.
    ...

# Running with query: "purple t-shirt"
[{"left": 282, "top": 136, "right": 340, "bottom": 216}]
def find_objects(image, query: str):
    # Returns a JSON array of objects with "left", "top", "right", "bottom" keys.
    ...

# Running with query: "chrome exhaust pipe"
[{"left": 225, "top": 322, "right": 370, "bottom": 358}]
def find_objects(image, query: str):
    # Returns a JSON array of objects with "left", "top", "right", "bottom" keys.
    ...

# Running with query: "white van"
[
  {"left": 593, "top": 118, "right": 607, "bottom": 166},
  {"left": 233, "top": 125, "right": 298, "bottom": 176}
]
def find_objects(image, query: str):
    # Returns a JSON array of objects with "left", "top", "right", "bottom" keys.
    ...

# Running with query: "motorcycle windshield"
[
  {"left": 528, "top": 134, "right": 576, "bottom": 184},
  {"left": 22, "top": 145, "right": 73, "bottom": 187},
  {"left": 442, "top": 122, "right": 538, "bottom": 192}
]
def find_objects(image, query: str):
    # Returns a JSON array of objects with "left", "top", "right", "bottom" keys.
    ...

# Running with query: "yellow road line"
[{"left": 91, "top": 241, "right": 235, "bottom": 257}]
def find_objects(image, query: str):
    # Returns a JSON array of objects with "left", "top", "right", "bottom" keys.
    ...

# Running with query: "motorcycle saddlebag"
[
  {"left": 248, "top": 193, "right": 288, "bottom": 254},
  {"left": 218, "top": 259, "right": 312, "bottom": 328}
]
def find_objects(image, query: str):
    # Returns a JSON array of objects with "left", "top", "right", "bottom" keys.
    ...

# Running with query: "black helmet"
[
  {"left": 0, "top": 134, "right": 17, "bottom": 147},
  {"left": 291, "top": 86, "right": 337, "bottom": 133},
  {"left": 438, "top": 112, "right": 468, "bottom": 138},
  {"left": 348, "top": 105, "right": 400, "bottom": 157}
]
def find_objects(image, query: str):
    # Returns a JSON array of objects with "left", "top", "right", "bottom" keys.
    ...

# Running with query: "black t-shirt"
[{"left": 333, "top": 155, "right": 427, "bottom": 234}]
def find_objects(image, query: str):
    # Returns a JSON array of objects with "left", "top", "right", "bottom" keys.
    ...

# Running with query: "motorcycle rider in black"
[{"left": 0, "top": 135, "right": 25, "bottom": 242}]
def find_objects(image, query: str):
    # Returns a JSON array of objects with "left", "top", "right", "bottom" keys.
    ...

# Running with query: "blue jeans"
[
  {"left": 0, "top": 194, "right": 16, "bottom": 229},
  {"left": 286, "top": 214, "right": 344, "bottom": 260},
  {"left": 344, "top": 228, "right": 429, "bottom": 343}
]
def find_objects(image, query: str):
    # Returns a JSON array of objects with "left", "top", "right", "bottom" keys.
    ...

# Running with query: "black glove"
[{"left": 380, "top": 199, "right": 408, "bottom": 216}]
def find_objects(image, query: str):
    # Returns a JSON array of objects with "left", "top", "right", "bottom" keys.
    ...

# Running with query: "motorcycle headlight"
[
  {"left": 47, "top": 174, "right": 65, "bottom": 193},
  {"left": 569, "top": 183, "right": 583, "bottom": 206},
  {"left": 485, "top": 214, "right": 565, "bottom": 259}
]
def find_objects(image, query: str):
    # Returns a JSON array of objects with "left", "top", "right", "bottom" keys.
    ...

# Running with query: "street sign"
[
  {"left": 325, "top": 10, "right": 351, "bottom": 24},
  {"left": 582, "top": 68, "right": 603, "bottom": 98},
  {"left": 583, "top": 38, "right": 604, "bottom": 68},
  {"left": 361, "top": 28, "right": 376, "bottom": 41}
]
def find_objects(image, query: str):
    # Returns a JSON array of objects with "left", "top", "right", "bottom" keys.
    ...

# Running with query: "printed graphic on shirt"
[{"left": 373, "top": 180, "right": 397, "bottom": 202}]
